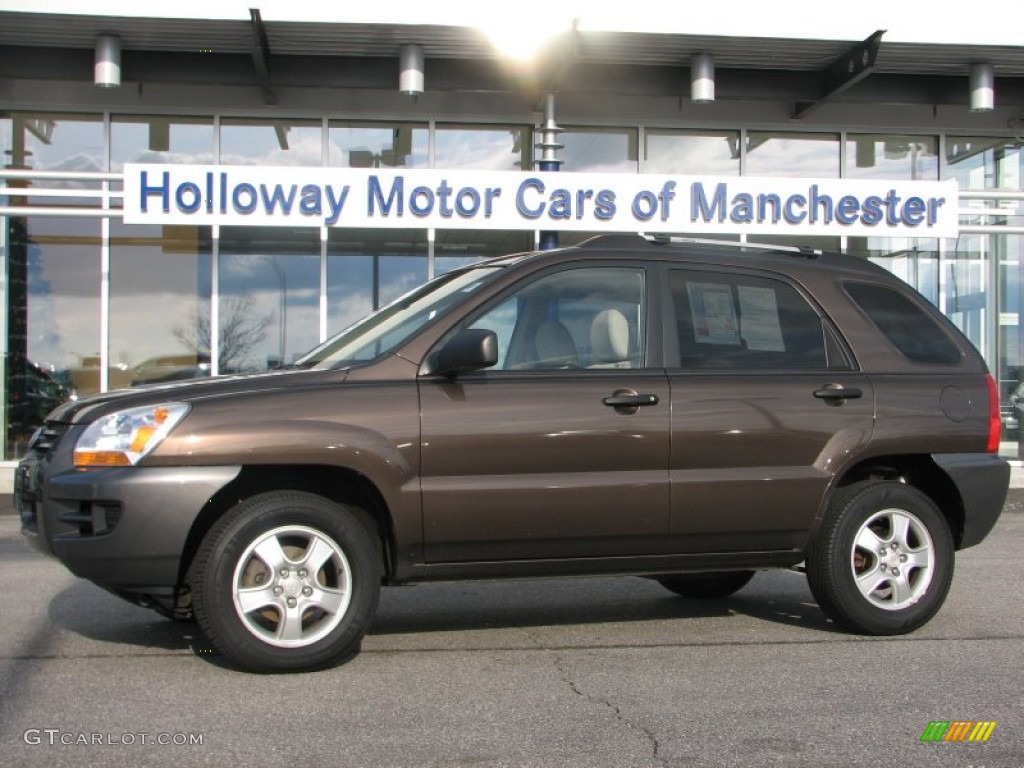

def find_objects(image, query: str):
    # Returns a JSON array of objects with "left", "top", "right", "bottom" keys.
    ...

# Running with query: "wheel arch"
[
  {"left": 824, "top": 454, "right": 965, "bottom": 547},
  {"left": 178, "top": 464, "right": 397, "bottom": 591}
]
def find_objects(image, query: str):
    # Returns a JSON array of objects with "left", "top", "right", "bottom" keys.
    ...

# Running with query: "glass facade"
[
  {"left": 219, "top": 227, "right": 320, "bottom": 370},
  {"left": 946, "top": 137, "right": 1024, "bottom": 451},
  {"left": 6, "top": 217, "right": 101, "bottom": 458},
  {"left": 329, "top": 121, "right": 428, "bottom": 168},
  {"left": 220, "top": 118, "right": 322, "bottom": 166},
  {"left": 327, "top": 228, "right": 429, "bottom": 335},
  {"left": 745, "top": 132, "right": 840, "bottom": 177},
  {"left": 561, "top": 127, "right": 638, "bottom": 172},
  {"left": 643, "top": 129, "right": 740, "bottom": 175},
  {"left": 109, "top": 221, "right": 212, "bottom": 386},
  {"left": 110, "top": 115, "right": 214, "bottom": 171},
  {"left": 846, "top": 134, "right": 939, "bottom": 180},
  {"left": 435, "top": 124, "right": 531, "bottom": 170},
  {"left": 2, "top": 114, "right": 1022, "bottom": 461}
]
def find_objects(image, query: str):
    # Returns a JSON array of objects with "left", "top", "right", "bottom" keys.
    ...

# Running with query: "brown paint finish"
[
  {"left": 419, "top": 371, "right": 671, "bottom": 560},
  {"left": 666, "top": 372, "right": 875, "bottom": 551}
]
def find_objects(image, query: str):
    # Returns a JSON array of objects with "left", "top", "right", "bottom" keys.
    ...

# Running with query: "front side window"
[
  {"left": 670, "top": 270, "right": 836, "bottom": 370},
  {"left": 458, "top": 267, "right": 647, "bottom": 370}
]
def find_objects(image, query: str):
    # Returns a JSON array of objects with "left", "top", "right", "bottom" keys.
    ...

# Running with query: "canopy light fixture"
[
  {"left": 969, "top": 62, "right": 994, "bottom": 112},
  {"left": 691, "top": 53, "right": 714, "bottom": 103},
  {"left": 94, "top": 34, "right": 121, "bottom": 88},
  {"left": 399, "top": 44, "right": 424, "bottom": 96}
]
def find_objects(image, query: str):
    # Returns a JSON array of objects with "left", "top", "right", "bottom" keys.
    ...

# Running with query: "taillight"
[{"left": 985, "top": 374, "right": 1000, "bottom": 453}]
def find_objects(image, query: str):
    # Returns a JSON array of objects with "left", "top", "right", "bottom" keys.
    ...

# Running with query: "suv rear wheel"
[
  {"left": 191, "top": 491, "right": 381, "bottom": 672},
  {"left": 807, "top": 481, "right": 953, "bottom": 635}
]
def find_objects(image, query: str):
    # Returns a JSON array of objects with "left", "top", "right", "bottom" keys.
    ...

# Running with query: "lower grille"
[{"left": 58, "top": 501, "right": 123, "bottom": 537}]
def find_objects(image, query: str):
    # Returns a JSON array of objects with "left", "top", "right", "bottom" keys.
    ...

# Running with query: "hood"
[{"left": 47, "top": 367, "right": 348, "bottom": 425}]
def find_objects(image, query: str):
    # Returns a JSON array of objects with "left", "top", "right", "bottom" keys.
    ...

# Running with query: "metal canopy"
[
  {"left": 1, "top": 11, "right": 1023, "bottom": 78},
  {"left": 793, "top": 30, "right": 885, "bottom": 119}
]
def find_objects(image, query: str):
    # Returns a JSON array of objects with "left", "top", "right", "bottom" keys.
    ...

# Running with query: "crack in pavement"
[{"left": 522, "top": 628, "right": 668, "bottom": 768}]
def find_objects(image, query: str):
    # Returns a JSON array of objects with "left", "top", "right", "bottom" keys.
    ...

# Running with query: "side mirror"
[{"left": 433, "top": 329, "right": 499, "bottom": 376}]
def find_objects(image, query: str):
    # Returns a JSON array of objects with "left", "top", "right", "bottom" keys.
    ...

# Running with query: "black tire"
[
  {"left": 655, "top": 570, "right": 755, "bottom": 599},
  {"left": 190, "top": 491, "right": 381, "bottom": 673},
  {"left": 806, "top": 481, "right": 954, "bottom": 635}
]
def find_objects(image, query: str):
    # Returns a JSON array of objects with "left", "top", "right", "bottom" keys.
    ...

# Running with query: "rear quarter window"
[{"left": 843, "top": 282, "right": 963, "bottom": 365}]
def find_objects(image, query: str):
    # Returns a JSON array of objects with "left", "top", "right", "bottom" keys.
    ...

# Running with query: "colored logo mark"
[{"left": 920, "top": 720, "right": 997, "bottom": 742}]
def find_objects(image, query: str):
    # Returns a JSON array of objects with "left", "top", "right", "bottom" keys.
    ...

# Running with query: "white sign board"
[{"left": 123, "top": 164, "right": 960, "bottom": 237}]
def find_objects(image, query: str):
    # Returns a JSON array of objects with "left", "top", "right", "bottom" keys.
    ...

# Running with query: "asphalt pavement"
[{"left": 1, "top": 493, "right": 1022, "bottom": 767}]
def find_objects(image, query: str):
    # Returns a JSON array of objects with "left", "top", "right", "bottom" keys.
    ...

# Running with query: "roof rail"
[{"left": 643, "top": 233, "right": 821, "bottom": 259}]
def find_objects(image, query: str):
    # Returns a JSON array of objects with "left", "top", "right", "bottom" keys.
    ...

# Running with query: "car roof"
[{"left": 484, "top": 234, "right": 892, "bottom": 283}]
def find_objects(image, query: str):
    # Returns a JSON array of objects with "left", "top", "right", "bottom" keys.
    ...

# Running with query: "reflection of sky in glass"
[
  {"left": 644, "top": 131, "right": 740, "bottom": 175},
  {"left": 327, "top": 255, "right": 375, "bottom": 335},
  {"left": 218, "top": 253, "right": 320, "bottom": 369},
  {"left": 379, "top": 256, "right": 429, "bottom": 306},
  {"left": 435, "top": 127, "right": 530, "bottom": 170},
  {"left": 326, "top": 229, "right": 429, "bottom": 328},
  {"left": 848, "top": 236, "right": 939, "bottom": 303},
  {"left": 561, "top": 129, "right": 637, "bottom": 173},
  {"left": 745, "top": 132, "right": 838, "bottom": 177},
  {"left": 946, "top": 137, "right": 1022, "bottom": 212},
  {"left": 110, "top": 118, "right": 215, "bottom": 172},
  {"left": 845, "top": 135, "right": 938, "bottom": 180},
  {"left": 13, "top": 115, "right": 104, "bottom": 172},
  {"left": 219, "top": 227, "right": 320, "bottom": 369},
  {"left": 8, "top": 115, "right": 103, "bottom": 206},
  {"left": 21, "top": 219, "right": 102, "bottom": 384},
  {"left": 108, "top": 222, "right": 210, "bottom": 376},
  {"left": 220, "top": 121, "right": 322, "bottom": 166},
  {"left": 329, "top": 123, "right": 428, "bottom": 168}
]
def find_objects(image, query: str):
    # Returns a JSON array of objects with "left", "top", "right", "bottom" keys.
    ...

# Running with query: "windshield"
[{"left": 296, "top": 266, "right": 502, "bottom": 368}]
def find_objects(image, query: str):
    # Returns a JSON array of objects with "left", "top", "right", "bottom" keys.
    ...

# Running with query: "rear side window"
[
  {"left": 844, "top": 282, "right": 962, "bottom": 365},
  {"left": 670, "top": 270, "right": 839, "bottom": 370}
]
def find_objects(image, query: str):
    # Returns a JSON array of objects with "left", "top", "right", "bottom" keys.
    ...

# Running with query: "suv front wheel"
[
  {"left": 807, "top": 481, "right": 953, "bottom": 635},
  {"left": 191, "top": 491, "right": 381, "bottom": 672}
]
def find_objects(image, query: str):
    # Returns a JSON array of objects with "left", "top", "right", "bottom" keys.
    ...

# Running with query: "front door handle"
[
  {"left": 813, "top": 383, "right": 863, "bottom": 404},
  {"left": 603, "top": 392, "right": 660, "bottom": 408}
]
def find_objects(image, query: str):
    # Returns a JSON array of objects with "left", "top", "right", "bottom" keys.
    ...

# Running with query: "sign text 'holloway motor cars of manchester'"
[{"left": 123, "top": 164, "right": 959, "bottom": 237}]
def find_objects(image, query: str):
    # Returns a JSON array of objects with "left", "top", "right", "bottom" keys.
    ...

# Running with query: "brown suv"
[{"left": 17, "top": 234, "right": 1009, "bottom": 672}]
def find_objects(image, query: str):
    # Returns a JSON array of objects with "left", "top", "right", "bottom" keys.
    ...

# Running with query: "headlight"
[{"left": 74, "top": 403, "right": 190, "bottom": 467}]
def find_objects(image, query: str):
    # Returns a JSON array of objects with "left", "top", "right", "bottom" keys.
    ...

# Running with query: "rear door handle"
[
  {"left": 603, "top": 393, "right": 660, "bottom": 408},
  {"left": 813, "top": 384, "right": 863, "bottom": 403}
]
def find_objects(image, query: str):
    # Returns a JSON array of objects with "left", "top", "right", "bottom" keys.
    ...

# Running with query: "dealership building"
[{"left": 1, "top": 2, "right": 1022, "bottom": 487}]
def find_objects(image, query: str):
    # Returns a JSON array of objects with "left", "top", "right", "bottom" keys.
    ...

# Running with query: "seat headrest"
[{"left": 590, "top": 309, "right": 630, "bottom": 362}]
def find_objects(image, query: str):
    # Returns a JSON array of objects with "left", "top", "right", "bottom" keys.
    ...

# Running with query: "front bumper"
[
  {"left": 932, "top": 453, "right": 1010, "bottom": 549},
  {"left": 19, "top": 455, "right": 240, "bottom": 594}
]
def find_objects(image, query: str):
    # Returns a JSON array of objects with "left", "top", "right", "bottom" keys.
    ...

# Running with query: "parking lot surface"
[{"left": 1, "top": 494, "right": 1022, "bottom": 767}]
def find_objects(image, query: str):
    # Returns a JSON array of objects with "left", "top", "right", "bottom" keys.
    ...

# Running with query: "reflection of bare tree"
[{"left": 173, "top": 295, "right": 272, "bottom": 372}]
